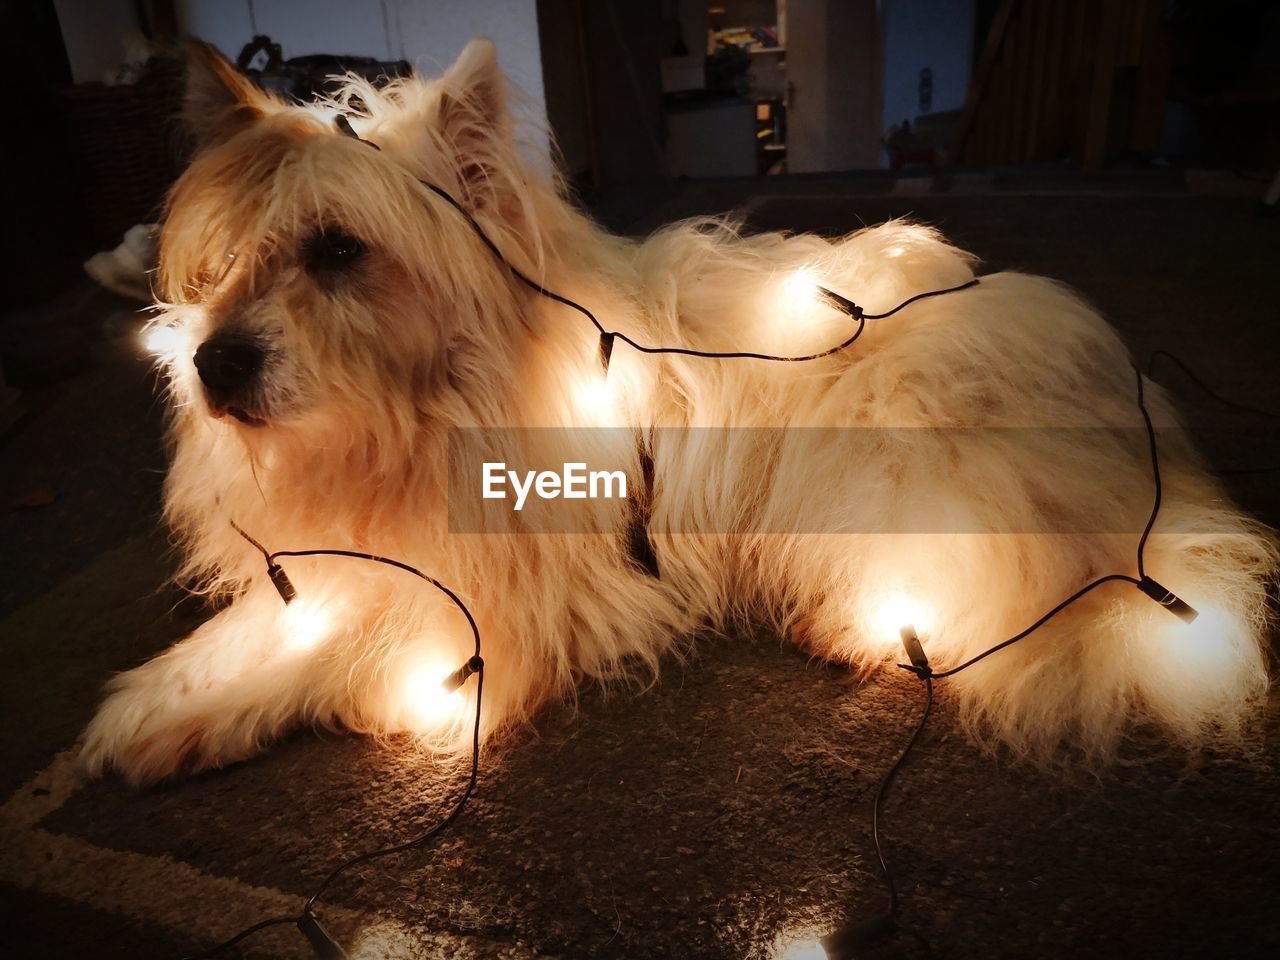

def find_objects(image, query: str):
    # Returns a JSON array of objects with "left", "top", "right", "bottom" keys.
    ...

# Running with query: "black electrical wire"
[
  {"left": 922, "top": 572, "right": 1141, "bottom": 682},
  {"left": 181, "top": 528, "right": 485, "bottom": 960},
  {"left": 186, "top": 120, "right": 1246, "bottom": 958},
  {"left": 1147, "top": 349, "right": 1280, "bottom": 421},
  {"left": 870, "top": 677, "right": 932, "bottom": 925},
  {"left": 264, "top": 549, "right": 483, "bottom": 914},
  {"left": 845, "top": 361, "right": 1167, "bottom": 955},
  {"left": 181, "top": 915, "right": 301, "bottom": 960},
  {"left": 1146, "top": 349, "right": 1280, "bottom": 475},
  {"left": 1133, "top": 363, "right": 1162, "bottom": 582},
  {"left": 179, "top": 130, "right": 983, "bottom": 958},
  {"left": 416, "top": 178, "right": 979, "bottom": 363},
  {"left": 357, "top": 110, "right": 981, "bottom": 362},
  {"left": 338, "top": 116, "right": 983, "bottom": 364},
  {"left": 900, "top": 363, "right": 1158, "bottom": 684}
]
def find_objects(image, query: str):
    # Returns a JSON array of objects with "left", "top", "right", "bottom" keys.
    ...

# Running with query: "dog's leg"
[
  {"left": 80, "top": 590, "right": 345, "bottom": 785},
  {"left": 778, "top": 499, "right": 1275, "bottom": 765}
]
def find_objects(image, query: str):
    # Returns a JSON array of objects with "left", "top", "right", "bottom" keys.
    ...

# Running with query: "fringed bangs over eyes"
[{"left": 159, "top": 111, "right": 476, "bottom": 310}]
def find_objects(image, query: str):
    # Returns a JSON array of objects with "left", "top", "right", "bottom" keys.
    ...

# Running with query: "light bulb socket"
[
  {"left": 1137, "top": 576, "right": 1199, "bottom": 624},
  {"left": 816, "top": 286, "right": 864, "bottom": 319},
  {"left": 441, "top": 655, "right": 485, "bottom": 693},
  {"left": 899, "top": 624, "right": 931, "bottom": 674},
  {"left": 333, "top": 113, "right": 380, "bottom": 151},
  {"left": 599, "top": 331, "right": 615, "bottom": 373},
  {"left": 297, "top": 910, "right": 350, "bottom": 959},
  {"left": 267, "top": 562, "right": 297, "bottom": 604}
]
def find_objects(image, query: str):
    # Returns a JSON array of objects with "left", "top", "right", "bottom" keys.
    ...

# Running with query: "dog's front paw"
[{"left": 79, "top": 670, "right": 233, "bottom": 786}]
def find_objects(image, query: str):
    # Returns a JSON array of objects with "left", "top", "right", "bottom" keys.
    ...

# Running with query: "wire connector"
[
  {"left": 297, "top": 910, "right": 349, "bottom": 959},
  {"left": 599, "top": 331, "right": 616, "bottom": 373},
  {"left": 333, "top": 114, "right": 380, "bottom": 151},
  {"left": 897, "top": 624, "right": 932, "bottom": 679},
  {"left": 441, "top": 655, "right": 485, "bottom": 693},
  {"left": 1137, "top": 576, "right": 1199, "bottom": 624},
  {"left": 817, "top": 285, "right": 865, "bottom": 319},
  {"left": 267, "top": 562, "right": 297, "bottom": 605}
]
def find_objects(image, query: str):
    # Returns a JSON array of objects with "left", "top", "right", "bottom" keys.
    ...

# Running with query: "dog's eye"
[{"left": 303, "top": 226, "right": 366, "bottom": 275}]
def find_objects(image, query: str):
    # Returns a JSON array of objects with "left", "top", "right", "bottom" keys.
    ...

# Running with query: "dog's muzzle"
[{"left": 194, "top": 332, "right": 268, "bottom": 426}]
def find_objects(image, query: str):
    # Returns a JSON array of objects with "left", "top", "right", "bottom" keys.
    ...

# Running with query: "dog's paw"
[
  {"left": 82, "top": 715, "right": 220, "bottom": 787},
  {"left": 79, "top": 670, "right": 235, "bottom": 786}
]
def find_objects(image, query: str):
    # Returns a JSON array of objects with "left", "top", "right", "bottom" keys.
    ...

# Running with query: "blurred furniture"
[
  {"left": 884, "top": 109, "right": 963, "bottom": 168},
  {"left": 665, "top": 96, "right": 757, "bottom": 178},
  {"left": 953, "top": 0, "right": 1174, "bottom": 168},
  {"left": 56, "top": 55, "right": 187, "bottom": 251}
]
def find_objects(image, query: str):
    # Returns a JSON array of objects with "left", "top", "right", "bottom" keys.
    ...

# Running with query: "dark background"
[{"left": 2, "top": 2, "right": 1279, "bottom": 959}]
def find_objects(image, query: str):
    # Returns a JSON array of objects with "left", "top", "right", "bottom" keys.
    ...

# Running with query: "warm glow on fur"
[
  {"left": 77, "top": 38, "right": 1277, "bottom": 786},
  {"left": 1163, "top": 605, "right": 1235, "bottom": 672},
  {"left": 869, "top": 591, "right": 933, "bottom": 649},
  {"left": 573, "top": 372, "right": 619, "bottom": 420},
  {"left": 764, "top": 264, "right": 839, "bottom": 345},
  {"left": 402, "top": 660, "right": 467, "bottom": 730},
  {"left": 141, "top": 322, "right": 185, "bottom": 357},
  {"left": 782, "top": 265, "right": 821, "bottom": 304},
  {"left": 280, "top": 599, "right": 333, "bottom": 652}
]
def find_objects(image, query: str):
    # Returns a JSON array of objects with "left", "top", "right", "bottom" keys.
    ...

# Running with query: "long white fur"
[{"left": 80, "top": 40, "right": 1276, "bottom": 785}]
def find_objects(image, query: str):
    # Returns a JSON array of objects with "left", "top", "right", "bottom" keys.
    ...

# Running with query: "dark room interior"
[{"left": 3, "top": 2, "right": 1279, "bottom": 959}]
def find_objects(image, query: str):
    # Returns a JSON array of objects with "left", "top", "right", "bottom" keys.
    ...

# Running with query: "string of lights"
[
  {"left": 189, "top": 358, "right": 1201, "bottom": 960},
  {"left": 414, "top": 176, "right": 981, "bottom": 369},
  {"left": 801, "top": 362, "right": 1196, "bottom": 960},
  {"left": 175, "top": 119, "right": 1256, "bottom": 958},
  {"left": 172, "top": 147, "right": 988, "bottom": 954},
  {"left": 185, "top": 349, "right": 1195, "bottom": 960},
  {"left": 335, "top": 114, "right": 982, "bottom": 370},
  {"left": 181, "top": 527, "right": 485, "bottom": 960}
]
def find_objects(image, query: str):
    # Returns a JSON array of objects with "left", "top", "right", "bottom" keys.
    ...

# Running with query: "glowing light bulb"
[
  {"left": 869, "top": 590, "right": 933, "bottom": 648},
  {"left": 783, "top": 266, "right": 821, "bottom": 303},
  {"left": 1137, "top": 575, "right": 1199, "bottom": 624},
  {"left": 773, "top": 939, "right": 828, "bottom": 960},
  {"left": 280, "top": 600, "right": 333, "bottom": 652},
  {"left": 1157, "top": 605, "right": 1236, "bottom": 677},
  {"left": 142, "top": 323, "right": 183, "bottom": 356},
  {"left": 774, "top": 265, "right": 862, "bottom": 341},
  {"left": 402, "top": 661, "right": 466, "bottom": 729},
  {"left": 573, "top": 373, "right": 617, "bottom": 419}
]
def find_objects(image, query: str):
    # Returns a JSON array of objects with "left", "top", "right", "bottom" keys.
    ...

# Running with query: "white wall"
[
  {"left": 881, "top": 0, "right": 973, "bottom": 131},
  {"left": 178, "top": 0, "right": 394, "bottom": 64},
  {"left": 54, "top": 0, "right": 548, "bottom": 165},
  {"left": 391, "top": 0, "right": 545, "bottom": 121},
  {"left": 53, "top": 0, "right": 142, "bottom": 84},
  {"left": 179, "top": 0, "right": 546, "bottom": 118}
]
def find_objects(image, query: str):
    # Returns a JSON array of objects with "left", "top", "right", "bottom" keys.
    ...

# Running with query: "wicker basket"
[{"left": 57, "top": 57, "right": 188, "bottom": 250}]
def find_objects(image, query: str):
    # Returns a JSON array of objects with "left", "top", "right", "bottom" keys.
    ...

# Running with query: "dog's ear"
[
  {"left": 182, "top": 40, "right": 270, "bottom": 151},
  {"left": 435, "top": 39, "right": 510, "bottom": 207}
]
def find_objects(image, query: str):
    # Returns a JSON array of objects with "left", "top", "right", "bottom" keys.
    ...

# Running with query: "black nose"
[{"left": 193, "top": 333, "right": 265, "bottom": 401}]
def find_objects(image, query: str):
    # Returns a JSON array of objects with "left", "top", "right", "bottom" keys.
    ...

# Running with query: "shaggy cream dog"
[{"left": 81, "top": 40, "right": 1275, "bottom": 785}]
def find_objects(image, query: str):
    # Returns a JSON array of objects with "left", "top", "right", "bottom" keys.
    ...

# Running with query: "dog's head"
[{"left": 154, "top": 39, "right": 546, "bottom": 449}]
